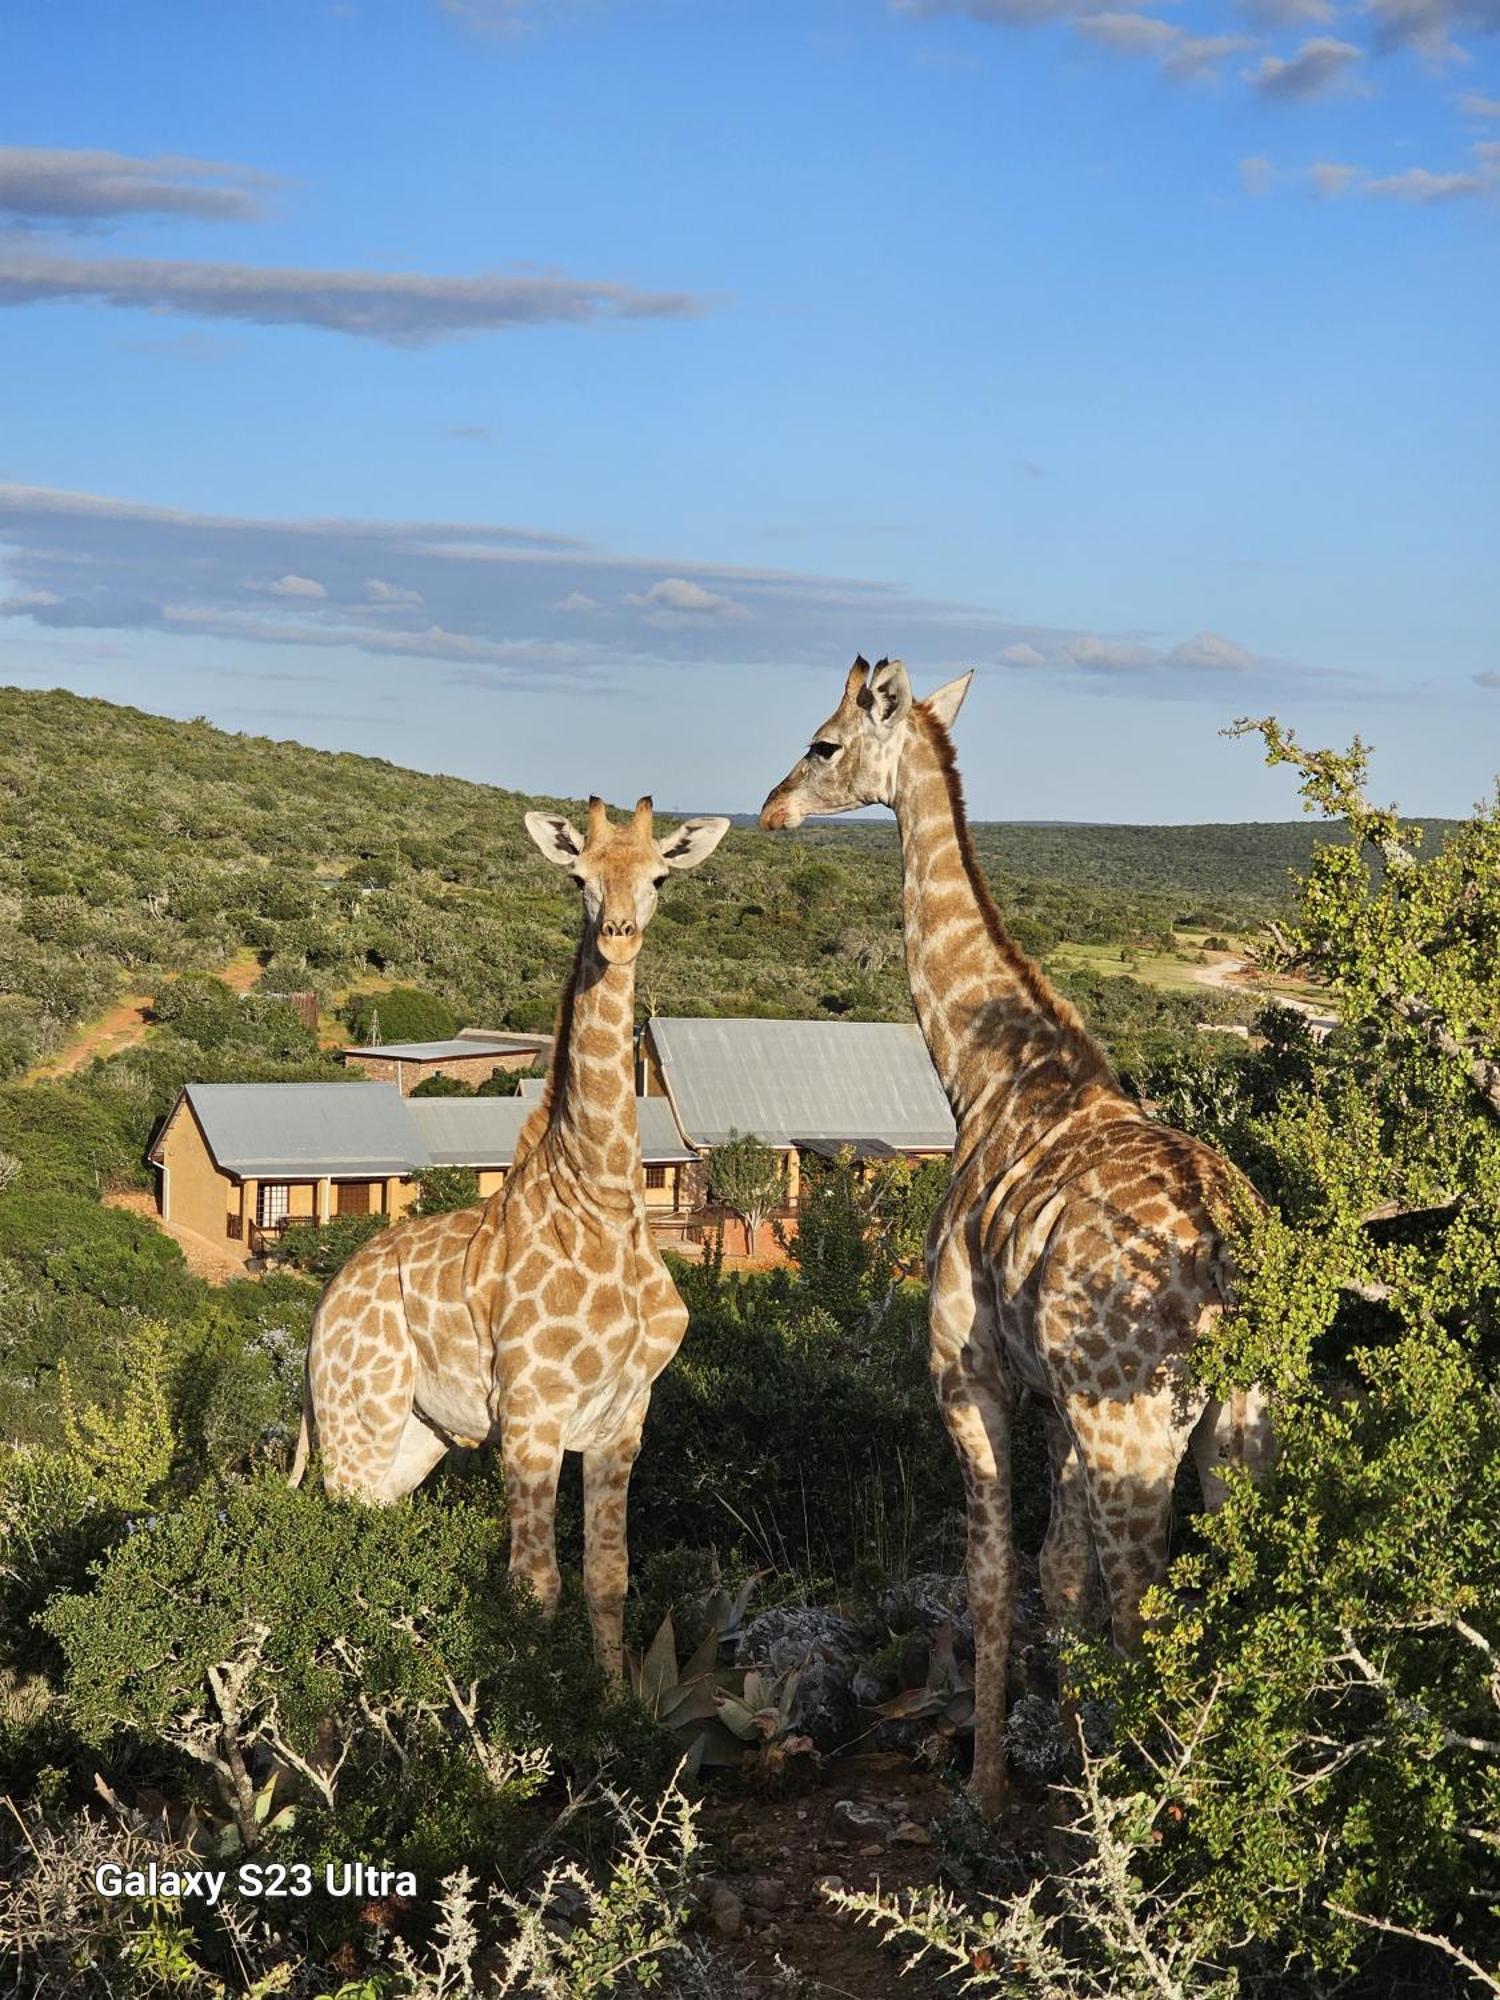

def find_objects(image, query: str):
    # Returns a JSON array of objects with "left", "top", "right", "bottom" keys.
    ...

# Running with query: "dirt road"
[{"left": 24, "top": 954, "right": 265, "bottom": 1082}]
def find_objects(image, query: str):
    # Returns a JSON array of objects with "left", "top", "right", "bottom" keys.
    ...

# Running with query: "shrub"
[
  {"left": 345, "top": 987, "right": 456, "bottom": 1045},
  {"left": 41, "top": 1478, "right": 622, "bottom": 1884},
  {"left": 414, "top": 1167, "right": 481, "bottom": 1214},
  {"left": 273, "top": 1212, "right": 387, "bottom": 1281}
]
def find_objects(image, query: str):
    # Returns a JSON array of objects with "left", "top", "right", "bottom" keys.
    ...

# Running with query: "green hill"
[{"left": 0, "top": 685, "right": 1381, "bottom": 1081}]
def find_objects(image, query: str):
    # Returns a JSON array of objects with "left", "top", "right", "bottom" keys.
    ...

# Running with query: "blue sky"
[{"left": 1, "top": 0, "right": 1495, "bottom": 821}]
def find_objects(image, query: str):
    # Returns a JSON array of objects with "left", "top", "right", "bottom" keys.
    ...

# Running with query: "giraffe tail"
[{"left": 288, "top": 1389, "right": 315, "bottom": 1489}]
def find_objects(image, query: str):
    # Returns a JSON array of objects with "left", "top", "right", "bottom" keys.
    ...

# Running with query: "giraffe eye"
[
  {"left": 570, "top": 872, "right": 585, "bottom": 888},
  {"left": 809, "top": 741, "right": 840, "bottom": 761},
  {"left": 652, "top": 874, "right": 668, "bottom": 889}
]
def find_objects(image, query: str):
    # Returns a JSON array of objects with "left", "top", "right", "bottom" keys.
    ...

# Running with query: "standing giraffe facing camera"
[
  {"left": 295, "top": 794, "right": 729, "bottom": 1679},
  {"left": 761, "top": 658, "right": 1270, "bottom": 1811}
]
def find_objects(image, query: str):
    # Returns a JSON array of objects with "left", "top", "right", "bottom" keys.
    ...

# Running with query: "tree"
[
  {"left": 411, "top": 1073, "right": 472, "bottom": 1098},
  {"left": 706, "top": 1131, "right": 784, "bottom": 1255},
  {"left": 1096, "top": 723, "right": 1500, "bottom": 1989},
  {"left": 344, "top": 986, "right": 456, "bottom": 1045},
  {"left": 415, "top": 1166, "right": 481, "bottom": 1214}
]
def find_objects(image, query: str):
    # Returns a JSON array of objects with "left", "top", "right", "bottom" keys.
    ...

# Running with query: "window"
[
  {"left": 258, "top": 1183, "right": 290, "bottom": 1227},
  {"left": 226, "top": 1213, "right": 243, "bottom": 1241},
  {"left": 336, "top": 1181, "right": 371, "bottom": 1217},
  {"left": 644, "top": 1164, "right": 667, "bottom": 1190}
]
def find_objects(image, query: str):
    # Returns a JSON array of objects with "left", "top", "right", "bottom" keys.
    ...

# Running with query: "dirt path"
[
  {"left": 104, "top": 1187, "right": 259, "bottom": 1285},
  {"left": 1185, "top": 950, "right": 1333, "bottom": 1025},
  {"left": 699, "top": 1752, "right": 959, "bottom": 1998},
  {"left": 23, "top": 953, "right": 265, "bottom": 1082}
]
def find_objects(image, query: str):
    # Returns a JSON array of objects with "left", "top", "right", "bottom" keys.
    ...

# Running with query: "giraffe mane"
[{"left": 912, "top": 699, "right": 1110, "bottom": 1071}]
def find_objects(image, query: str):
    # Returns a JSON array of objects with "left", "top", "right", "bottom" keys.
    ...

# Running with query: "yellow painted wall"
[{"left": 157, "top": 1100, "right": 234, "bottom": 1243}]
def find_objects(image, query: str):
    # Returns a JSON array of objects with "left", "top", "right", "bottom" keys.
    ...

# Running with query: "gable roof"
[
  {"left": 646, "top": 1017, "right": 955, "bottom": 1150},
  {"left": 156, "top": 1083, "right": 420, "bottom": 1177},
  {"left": 152, "top": 1081, "right": 693, "bottom": 1178}
]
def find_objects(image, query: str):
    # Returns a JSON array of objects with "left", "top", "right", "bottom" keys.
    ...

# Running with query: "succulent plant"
[{"left": 628, "top": 1577, "right": 815, "bottom": 1778}]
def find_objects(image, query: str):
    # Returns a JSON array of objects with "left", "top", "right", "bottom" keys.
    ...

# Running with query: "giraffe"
[
  {"left": 293, "top": 794, "right": 729, "bottom": 1679},
  {"left": 761, "top": 658, "right": 1271, "bottom": 1811}
]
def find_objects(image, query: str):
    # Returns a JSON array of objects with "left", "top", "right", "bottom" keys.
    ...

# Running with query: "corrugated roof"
[
  {"left": 341, "top": 1037, "right": 538, "bottom": 1062},
  {"left": 409, "top": 1095, "right": 695, "bottom": 1167},
  {"left": 406, "top": 1097, "right": 531, "bottom": 1166},
  {"left": 173, "top": 1083, "right": 422, "bottom": 1176},
  {"left": 648, "top": 1017, "right": 954, "bottom": 1150},
  {"left": 156, "top": 1082, "right": 693, "bottom": 1178}
]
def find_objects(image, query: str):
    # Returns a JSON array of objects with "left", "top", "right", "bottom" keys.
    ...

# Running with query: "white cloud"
[
  {"left": 262, "top": 573, "right": 327, "bottom": 598},
  {"left": 364, "top": 577, "right": 425, "bottom": 605},
  {"left": 552, "top": 590, "right": 602, "bottom": 612},
  {"left": 1238, "top": 0, "right": 1334, "bottom": 22},
  {"left": 1248, "top": 36, "right": 1363, "bottom": 99},
  {"left": 1460, "top": 92, "right": 1500, "bottom": 117},
  {"left": 624, "top": 577, "right": 749, "bottom": 620},
  {"left": 1075, "top": 11, "right": 1251, "bottom": 76},
  {"left": 0, "top": 250, "right": 707, "bottom": 345},
  {"left": 1475, "top": 670, "right": 1500, "bottom": 689},
  {"left": 1364, "top": 166, "right": 1490, "bottom": 200},
  {"left": 999, "top": 641, "right": 1047, "bottom": 666},
  {"left": 1067, "top": 635, "right": 1161, "bottom": 672},
  {"left": 1241, "top": 154, "right": 1277, "bottom": 194},
  {"left": 1309, "top": 160, "right": 1361, "bottom": 194},
  {"left": 0, "top": 146, "right": 270, "bottom": 225},
  {"left": 1168, "top": 630, "right": 1256, "bottom": 671}
]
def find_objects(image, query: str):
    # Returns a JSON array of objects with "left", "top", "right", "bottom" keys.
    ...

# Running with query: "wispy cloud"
[
  {"left": 1075, "top": 12, "right": 1252, "bottom": 77},
  {"left": 624, "top": 577, "right": 750, "bottom": 621},
  {"left": 0, "top": 480, "right": 1341, "bottom": 703},
  {"left": 1460, "top": 92, "right": 1500, "bottom": 117},
  {"left": 1364, "top": 163, "right": 1492, "bottom": 199},
  {"left": 1475, "top": 670, "right": 1500, "bottom": 689},
  {"left": 1247, "top": 36, "right": 1363, "bottom": 99},
  {"left": 0, "top": 146, "right": 271, "bottom": 225},
  {"left": 0, "top": 250, "right": 709, "bottom": 344}
]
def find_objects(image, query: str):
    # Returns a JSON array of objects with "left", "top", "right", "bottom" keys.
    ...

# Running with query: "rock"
[
  {"left": 709, "top": 1886, "right": 743, "bottom": 1939},
  {"left": 890, "top": 1820, "right": 932, "bottom": 1846},
  {"left": 829, "top": 1798, "right": 889, "bottom": 1841},
  {"left": 850, "top": 1665, "right": 888, "bottom": 1708},
  {"left": 746, "top": 1876, "right": 788, "bottom": 1912},
  {"left": 878, "top": 1572, "right": 970, "bottom": 1641},
  {"left": 735, "top": 1606, "right": 873, "bottom": 1751},
  {"left": 1006, "top": 1692, "right": 1070, "bottom": 1783},
  {"left": 729, "top": 1830, "right": 758, "bottom": 1858},
  {"left": 811, "top": 1874, "right": 845, "bottom": 1899},
  {"left": 858, "top": 1842, "right": 885, "bottom": 1857}
]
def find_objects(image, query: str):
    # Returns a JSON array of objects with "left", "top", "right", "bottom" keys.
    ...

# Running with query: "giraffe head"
[
  {"left": 759, "top": 657, "right": 974, "bottom": 830},
  {"left": 524, "top": 794, "right": 730, "bottom": 964}
]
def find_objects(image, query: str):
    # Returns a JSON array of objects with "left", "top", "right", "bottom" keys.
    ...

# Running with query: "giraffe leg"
[
  {"left": 372, "top": 1412, "right": 449, "bottom": 1503},
  {"left": 1038, "top": 1401, "right": 1099, "bottom": 1631},
  {"left": 1066, "top": 1391, "right": 1184, "bottom": 1650},
  {"left": 582, "top": 1394, "right": 649, "bottom": 1683},
  {"left": 502, "top": 1426, "right": 565, "bottom": 1619},
  {"left": 930, "top": 1239, "right": 1015, "bottom": 1816}
]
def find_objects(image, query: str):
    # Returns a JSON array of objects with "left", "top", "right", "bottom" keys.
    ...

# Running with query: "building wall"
[
  {"left": 157, "top": 1102, "right": 234, "bottom": 1243},
  {"left": 343, "top": 1050, "right": 544, "bottom": 1095}
]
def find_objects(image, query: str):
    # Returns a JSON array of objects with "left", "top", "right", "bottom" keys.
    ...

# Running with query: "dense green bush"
[
  {"left": 41, "top": 1478, "right": 648, "bottom": 1891},
  {"left": 344, "top": 984, "right": 457, "bottom": 1045},
  {"left": 274, "top": 1211, "right": 387, "bottom": 1280}
]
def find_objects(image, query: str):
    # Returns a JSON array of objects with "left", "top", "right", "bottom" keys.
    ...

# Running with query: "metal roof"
[
  {"left": 647, "top": 1017, "right": 955, "bottom": 1150},
  {"left": 167, "top": 1083, "right": 422, "bottom": 1177},
  {"left": 341, "top": 1037, "right": 541, "bottom": 1063},
  {"left": 409, "top": 1095, "right": 695, "bottom": 1168},
  {"left": 155, "top": 1082, "right": 693, "bottom": 1178}
]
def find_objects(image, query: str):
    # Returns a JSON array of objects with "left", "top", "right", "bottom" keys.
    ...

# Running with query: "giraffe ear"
[
  {"left": 658, "top": 816, "right": 730, "bottom": 872},
  {"left": 863, "top": 657, "right": 911, "bottom": 732},
  {"left": 924, "top": 671, "right": 973, "bottom": 731},
  {"left": 524, "top": 810, "right": 585, "bottom": 866}
]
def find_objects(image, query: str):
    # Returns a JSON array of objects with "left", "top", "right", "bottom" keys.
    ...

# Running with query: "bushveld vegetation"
[{"left": 0, "top": 692, "right": 1495, "bottom": 1995}]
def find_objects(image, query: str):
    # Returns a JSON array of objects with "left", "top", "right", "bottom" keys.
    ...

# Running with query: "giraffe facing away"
[
  {"left": 293, "top": 794, "right": 729, "bottom": 1679},
  {"left": 761, "top": 658, "right": 1271, "bottom": 1812}
]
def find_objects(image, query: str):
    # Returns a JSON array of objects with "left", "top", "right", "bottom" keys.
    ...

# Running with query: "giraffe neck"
[
  {"left": 533, "top": 935, "right": 641, "bottom": 1209},
  {"left": 894, "top": 706, "right": 1116, "bottom": 1136}
]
